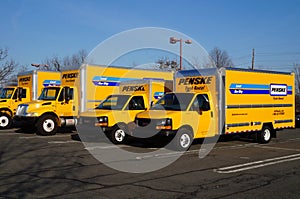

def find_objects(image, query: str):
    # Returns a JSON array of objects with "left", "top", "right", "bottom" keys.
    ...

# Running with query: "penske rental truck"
[
  {"left": 15, "top": 64, "right": 173, "bottom": 135},
  {"left": 133, "top": 67, "right": 295, "bottom": 150},
  {"left": 80, "top": 79, "right": 172, "bottom": 144},
  {"left": 0, "top": 70, "right": 61, "bottom": 129},
  {"left": 15, "top": 70, "right": 79, "bottom": 134}
]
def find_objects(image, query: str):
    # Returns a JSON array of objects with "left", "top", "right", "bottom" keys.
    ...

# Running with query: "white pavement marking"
[
  {"left": 135, "top": 149, "right": 206, "bottom": 160},
  {"left": 0, "top": 132, "right": 21, "bottom": 135},
  {"left": 214, "top": 153, "right": 300, "bottom": 174},
  {"left": 19, "top": 134, "right": 71, "bottom": 139},
  {"left": 48, "top": 140, "right": 78, "bottom": 144},
  {"left": 255, "top": 145, "right": 300, "bottom": 152},
  {"left": 0, "top": 128, "right": 19, "bottom": 132},
  {"left": 84, "top": 145, "right": 130, "bottom": 150}
]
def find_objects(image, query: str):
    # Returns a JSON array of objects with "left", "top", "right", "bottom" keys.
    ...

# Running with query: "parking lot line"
[
  {"left": 214, "top": 153, "right": 300, "bottom": 174},
  {"left": 19, "top": 134, "right": 71, "bottom": 139},
  {"left": 255, "top": 145, "right": 300, "bottom": 152},
  {"left": 48, "top": 140, "right": 79, "bottom": 144}
]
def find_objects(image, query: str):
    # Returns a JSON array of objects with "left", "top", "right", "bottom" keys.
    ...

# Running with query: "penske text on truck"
[
  {"left": 0, "top": 70, "right": 61, "bottom": 129},
  {"left": 133, "top": 67, "right": 295, "bottom": 150},
  {"left": 15, "top": 64, "right": 173, "bottom": 135},
  {"left": 80, "top": 79, "right": 172, "bottom": 144}
]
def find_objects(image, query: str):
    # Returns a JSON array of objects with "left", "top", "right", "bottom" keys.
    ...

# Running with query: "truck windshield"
[
  {"left": 151, "top": 93, "right": 195, "bottom": 111},
  {"left": 96, "top": 95, "right": 130, "bottom": 110},
  {"left": 0, "top": 88, "right": 15, "bottom": 99},
  {"left": 38, "top": 87, "right": 61, "bottom": 101}
]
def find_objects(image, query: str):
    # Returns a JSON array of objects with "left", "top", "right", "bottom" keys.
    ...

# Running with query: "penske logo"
[
  {"left": 62, "top": 72, "right": 78, "bottom": 79},
  {"left": 178, "top": 76, "right": 212, "bottom": 85},
  {"left": 122, "top": 86, "right": 145, "bottom": 92},
  {"left": 270, "top": 84, "right": 287, "bottom": 96},
  {"left": 19, "top": 77, "right": 31, "bottom": 82}
]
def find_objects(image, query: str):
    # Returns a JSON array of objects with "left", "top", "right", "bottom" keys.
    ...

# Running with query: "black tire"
[
  {"left": 257, "top": 125, "right": 272, "bottom": 144},
  {"left": 109, "top": 124, "right": 128, "bottom": 144},
  {"left": 172, "top": 128, "right": 193, "bottom": 151},
  {"left": 36, "top": 115, "right": 58, "bottom": 136},
  {"left": 0, "top": 113, "right": 12, "bottom": 129}
]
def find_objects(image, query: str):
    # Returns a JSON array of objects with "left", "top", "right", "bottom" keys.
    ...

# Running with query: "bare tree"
[
  {"left": 209, "top": 47, "right": 234, "bottom": 68},
  {"left": 0, "top": 47, "right": 18, "bottom": 86},
  {"left": 155, "top": 57, "right": 178, "bottom": 71},
  {"left": 293, "top": 63, "right": 300, "bottom": 93},
  {"left": 43, "top": 49, "right": 87, "bottom": 71},
  {"left": 63, "top": 49, "right": 87, "bottom": 70}
]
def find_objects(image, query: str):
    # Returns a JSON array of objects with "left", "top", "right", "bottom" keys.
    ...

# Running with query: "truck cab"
[
  {"left": 15, "top": 85, "right": 78, "bottom": 135},
  {"left": 0, "top": 86, "right": 30, "bottom": 128},
  {"left": 134, "top": 91, "right": 215, "bottom": 151},
  {"left": 80, "top": 79, "right": 170, "bottom": 144}
]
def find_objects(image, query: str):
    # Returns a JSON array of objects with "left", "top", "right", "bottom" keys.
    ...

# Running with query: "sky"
[{"left": 1, "top": 0, "right": 300, "bottom": 72}]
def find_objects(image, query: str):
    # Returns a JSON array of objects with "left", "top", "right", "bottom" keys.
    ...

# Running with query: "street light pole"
[{"left": 169, "top": 37, "right": 192, "bottom": 70}]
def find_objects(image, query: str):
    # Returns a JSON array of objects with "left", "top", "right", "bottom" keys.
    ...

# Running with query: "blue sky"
[{"left": 1, "top": 0, "right": 300, "bottom": 72}]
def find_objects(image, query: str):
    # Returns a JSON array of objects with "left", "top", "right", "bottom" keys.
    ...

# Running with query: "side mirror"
[
  {"left": 150, "top": 101, "right": 154, "bottom": 107},
  {"left": 201, "top": 101, "right": 210, "bottom": 111},
  {"left": 18, "top": 88, "right": 23, "bottom": 101}
]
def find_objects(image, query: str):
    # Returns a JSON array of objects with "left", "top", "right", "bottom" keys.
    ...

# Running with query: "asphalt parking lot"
[{"left": 0, "top": 127, "right": 299, "bottom": 198}]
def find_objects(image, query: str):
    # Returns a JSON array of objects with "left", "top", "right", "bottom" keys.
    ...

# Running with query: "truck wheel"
[
  {"left": 37, "top": 115, "right": 58, "bottom": 136},
  {"left": 258, "top": 125, "right": 272, "bottom": 144},
  {"left": 0, "top": 113, "right": 12, "bottom": 129},
  {"left": 110, "top": 125, "right": 127, "bottom": 144},
  {"left": 172, "top": 128, "right": 193, "bottom": 151}
]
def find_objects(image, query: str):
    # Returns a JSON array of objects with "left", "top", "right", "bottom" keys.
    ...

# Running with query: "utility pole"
[{"left": 251, "top": 48, "right": 255, "bottom": 70}]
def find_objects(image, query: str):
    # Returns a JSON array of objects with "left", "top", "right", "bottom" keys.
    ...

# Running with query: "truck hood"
[
  {"left": 21, "top": 100, "right": 54, "bottom": 113},
  {"left": 136, "top": 110, "right": 181, "bottom": 119}
]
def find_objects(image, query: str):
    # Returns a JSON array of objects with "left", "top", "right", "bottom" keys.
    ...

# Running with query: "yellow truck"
[
  {"left": 80, "top": 79, "right": 172, "bottom": 144},
  {"left": 0, "top": 70, "right": 61, "bottom": 129},
  {"left": 15, "top": 64, "right": 173, "bottom": 135},
  {"left": 15, "top": 70, "right": 79, "bottom": 134},
  {"left": 134, "top": 68, "right": 295, "bottom": 150}
]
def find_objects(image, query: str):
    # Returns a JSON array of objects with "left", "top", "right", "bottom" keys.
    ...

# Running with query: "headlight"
[
  {"left": 156, "top": 118, "right": 172, "bottom": 130},
  {"left": 95, "top": 116, "right": 108, "bottom": 127},
  {"left": 15, "top": 105, "right": 28, "bottom": 116}
]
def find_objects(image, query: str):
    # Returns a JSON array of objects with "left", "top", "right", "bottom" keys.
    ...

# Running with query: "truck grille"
[
  {"left": 136, "top": 118, "right": 151, "bottom": 127},
  {"left": 16, "top": 105, "right": 28, "bottom": 116}
]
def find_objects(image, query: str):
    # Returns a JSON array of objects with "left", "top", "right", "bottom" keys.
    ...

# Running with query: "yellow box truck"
[
  {"left": 0, "top": 70, "right": 61, "bottom": 129},
  {"left": 80, "top": 79, "right": 172, "bottom": 144},
  {"left": 15, "top": 64, "right": 173, "bottom": 135},
  {"left": 15, "top": 70, "right": 79, "bottom": 134},
  {"left": 133, "top": 68, "right": 295, "bottom": 150}
]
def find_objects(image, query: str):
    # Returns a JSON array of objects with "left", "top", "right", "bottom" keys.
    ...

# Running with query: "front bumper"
[
  {"left": 131, "top": 126, "right": 177, "bottom": 139},
  {"left": 14, "top": 116, "right": 37, "bottom": 126},
  {"left": 79, "top": 117, "right": 113, "bottom": 133}
]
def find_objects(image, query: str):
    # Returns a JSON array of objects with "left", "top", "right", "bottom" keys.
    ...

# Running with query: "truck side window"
[
  {"left": 190, "top": 94, "right": 210, "bottom": 111},
  {"left": 21, "top": 88, "right": 26, "bottom": 98},
  {"left": 69, "top": 88, "right": 74, "bottom": 100},
  {"left": 127, "top": 96, "right": 145, "bottom": 110}
]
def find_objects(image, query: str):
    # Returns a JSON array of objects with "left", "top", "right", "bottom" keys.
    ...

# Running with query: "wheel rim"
[
  {"left": 263, "top": 129, "right": 271, "bottom": 141},
  {"left": 179, "top": 133, "right": 191, "bottom": 149},
  {"left": 114, "top": 129, "right": 125, "bottom": 142},
  {"left": 43, "top": 119, "right": 55, "bottom": 133},
  {"left": 0, "top": 116, "right": 9, "bottom": 127}
]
